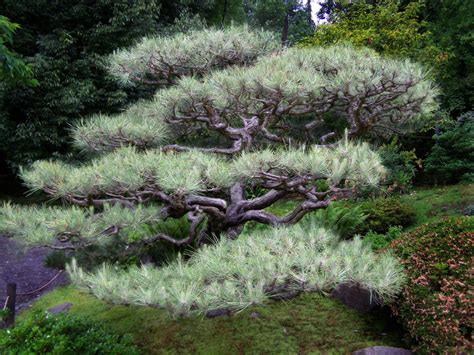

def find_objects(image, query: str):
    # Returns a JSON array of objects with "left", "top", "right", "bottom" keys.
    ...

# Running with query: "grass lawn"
[
  {"left": 19, "top": 286, "right": 405, "bottom": 354},
  {"left": 398, "top": 183, "right": 473, "bottom": 226}
]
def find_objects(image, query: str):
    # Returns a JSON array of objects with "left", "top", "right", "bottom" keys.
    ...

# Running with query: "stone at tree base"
[
  {"left": 352, "top": 346, "right": 413, "bottom": 355},
  {"left": 330, "top": 283, "right": 378, "bottom": 313},
  {"left": 205, "top": 307, "right": 231, "bottom": 318},
  {"left": 462, "top": 204, "right": 474, "bottom": 216},
  {"left": 46, "top": 302, "right": 73, "bottom": 315}
]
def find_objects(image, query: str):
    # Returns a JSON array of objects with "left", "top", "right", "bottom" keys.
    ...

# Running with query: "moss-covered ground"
[
  {"left": 398, "top": 183, "right": 473, "bottom": 226},
  {"left": 20, "top": 286, "right": 404, "bottom": 354}
]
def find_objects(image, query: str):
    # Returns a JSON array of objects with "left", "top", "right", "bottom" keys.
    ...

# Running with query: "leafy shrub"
[
  {"left": 0, "top": 309, "right": 9, "bottom": 327},
  {"left": 299, "top": 0, "right": 443, "bottom": 71},
  {"left": 0, "top": 312, "right": 139, "bottom": 354},
  {"left": 362, "top": 226, "right": 403, "bottom": 251},
  {"left": 378, "top": 138, "right": 421, "bottom": 193},
  {"left": 355, "top": 198, "right": 416, "bottom": 235},
  {"left": 425, "top": 112, "right": 474, "bottom": 184},
  {"left": 390, "top": 217, "right": 474, "bottom": 352},
  {"left": 301, "top": 204, "right": 367, "bottom": 239}
]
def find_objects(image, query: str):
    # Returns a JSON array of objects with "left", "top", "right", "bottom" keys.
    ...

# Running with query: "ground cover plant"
[
  {"left": 390, "top": 216, "right": 474, "bottom": 353},
  {"left": 0, "top": 312, "right": 139, "bottom": 354},
  {"left": 398, "top": 183, "right": 474, "bottom": 226}
]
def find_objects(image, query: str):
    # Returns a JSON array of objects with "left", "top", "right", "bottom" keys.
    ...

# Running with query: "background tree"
[
  {"left": 424, "top": 112, "right": 474, "bottom": 184},
  {"left": 314, "top": 0, "right": 473, "bottom": 115},
  {"left": 0, "top": 0, "right": 161, "bottom": 174},
  {"left": 245, "top": 0, "right": 315, "bottom": 45},
  {"left": 303, "top": 0, "right": 443, "bottom": 74},
  {"left": 0, "top": 16, "right": 36, "bottom": 86},
  {"left": 419, "top": 0, "right": 474, "bottom": 115}
]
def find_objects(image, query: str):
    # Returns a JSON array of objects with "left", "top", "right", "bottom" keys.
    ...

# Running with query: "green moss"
[
  {"left": 399, "top": 183, "right": 474, "bottom": 227},
  {"left": 20, "top": 286, "right": 404, "bottom": 354}
]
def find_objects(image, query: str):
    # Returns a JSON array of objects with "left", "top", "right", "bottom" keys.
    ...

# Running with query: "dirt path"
[{"left": 0, "top": 236, "right": 68, "bottom": 312}]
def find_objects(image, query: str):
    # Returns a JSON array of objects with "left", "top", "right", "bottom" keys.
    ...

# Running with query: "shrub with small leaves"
[
  {"left": 378, "top": 137, "right": 420, "bottom": 193},
  {"left": 355, "top": 198, "right": 416, "bottom": 235},
  {"left": 0, "top": 312, "right": 139, "bottom": 354},
  {"left": 390, "top": 217, "right": 474, "bottom": 353}
]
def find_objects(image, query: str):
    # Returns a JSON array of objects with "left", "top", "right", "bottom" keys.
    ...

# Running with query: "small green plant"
[
  {"left": 390, "top": 217, "right": 473, "bottom": 352},
  {"left": 362, "top": 226, "right": 403, "bottom": 251},
  {"left": 44, "top": 250, "right": 71, "bottom": 270},
  {"left": 378, "top": 137, "right": 421, "bottom": 193},
  {"left": 0, "top": 309, "right": 9, "bottom": 323},
  {"left": 355, "top": 198, "right": 416, "bottom": 235},
  {"left": 0, "top": 312, "right": 139, "bottom": 354},
  {"left": 301, "top": 204, "right": 367, "bottom": 239}
]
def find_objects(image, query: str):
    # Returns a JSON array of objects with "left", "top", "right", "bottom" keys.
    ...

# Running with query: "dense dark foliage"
[
  {"left": 0, "top": 16, "right": 36, "bottom": 86},
  {"left": 420, "top": 0, "right": 474, "bottom": 114},
  {"left": 378, "top": 138, "right": 420, "bottom": 192},
  {"left": 425, "top": 112, "right": 474, "bottom": 184},
  {"left": 390, "top": 217, "right": 474, "bottom": 352},
  {"left": 0, "top": 312, "right": 139, "bottom": 354},
  {"left": 0, "top": 0, "right": 161, "bottom": 170},
  {"left": 245, "top": 0, "right": 314, "bottom": 45}
]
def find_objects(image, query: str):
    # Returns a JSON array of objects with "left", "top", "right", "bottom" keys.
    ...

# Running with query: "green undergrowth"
[
  {"left": 20, "top": 286, "right": 405, "bottom": 354},
  {"left": 252, "top": 183, "right": 474, "bottom": 232},
  {"left": 398, "top": 183, "right": 474, "bottom": 227}
]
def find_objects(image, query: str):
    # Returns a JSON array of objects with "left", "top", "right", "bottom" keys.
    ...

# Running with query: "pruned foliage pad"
[
  {"left": 75, "top": 45, "right": 437, "bottom": 154},
  {"left": 1, "top": 139, "right": 386, "bottom": 251},
  {"left": 68, "top": 224, "right": 404, "bottom": 317},
  {"left": 390, "top": 217, "right": 474, "bottom": 353}
]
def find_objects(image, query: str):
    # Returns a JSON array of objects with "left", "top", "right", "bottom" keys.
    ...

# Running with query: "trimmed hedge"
[{"left": 390, "top": 217, "right": 473, "bottom": 352}]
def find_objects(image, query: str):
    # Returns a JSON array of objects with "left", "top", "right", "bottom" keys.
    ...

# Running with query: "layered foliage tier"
[
  {"left": 1, "top": 27, "right": 437, "bottom": 253},
  {"left": 1, "top": 27, "right": 438, "bottom": 316},
  {"left": 68, "top": 224, "right": 404, "bottom": 317}
]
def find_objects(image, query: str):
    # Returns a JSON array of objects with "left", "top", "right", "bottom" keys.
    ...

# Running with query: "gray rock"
[
  {"left": 352, "top": 346, "right": 413, "bottom": 355},
  {"left": 462, "top": 204, "right": 474, "bottom": 216},
  {"left": 205, "top": 308, "right": 231, "bottom": 318},
  {"left": 250, "top": 311, "right": 260, "bottom": 319},
  {"left": 330, "top": 283, "right": 378, "bottom": 313},
  {"left": 47, "top": 302, "right": 73, "bottom": 315}
]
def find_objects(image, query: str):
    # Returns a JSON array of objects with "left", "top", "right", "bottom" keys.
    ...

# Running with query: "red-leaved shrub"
[{"left": 390, "top": 216, "right": 473, "bottom": 353}]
